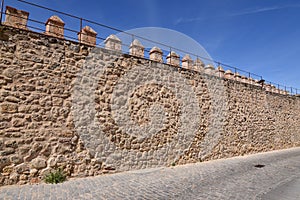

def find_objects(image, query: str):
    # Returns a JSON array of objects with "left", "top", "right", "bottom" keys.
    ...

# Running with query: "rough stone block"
[
  {"left": 1, "top": 103, "right": 18, "bottom": 113},
  {"left": 30, "top": 157, "right": 47, "bottom": 170}
]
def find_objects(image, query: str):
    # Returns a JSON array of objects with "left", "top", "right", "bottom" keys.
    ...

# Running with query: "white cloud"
[
  {"left": 229, "top": 5, "right": 300, "bottom": 17},
  {"left": 174, "top": 4, "right": 300, "bottom": 25},
  {"left": 174, "top": 17, "right": 204, "bottom": 25}
]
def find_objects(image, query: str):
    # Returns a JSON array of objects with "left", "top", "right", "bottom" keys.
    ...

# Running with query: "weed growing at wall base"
[{"left": 44, "top": 168, "right": 66, "bottom": 184}]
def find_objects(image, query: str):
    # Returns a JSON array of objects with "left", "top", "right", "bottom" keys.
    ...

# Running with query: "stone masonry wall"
[{"left": 0, "top": 25, "right": 299, "bottom": 186}]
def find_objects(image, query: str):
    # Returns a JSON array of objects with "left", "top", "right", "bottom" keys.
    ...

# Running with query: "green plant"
[
  {"left": 44, "top": 168, "right": 66, "bottom": 184},
  {"left": 171, "top": 162, "right": 176, "bottom": 167}
]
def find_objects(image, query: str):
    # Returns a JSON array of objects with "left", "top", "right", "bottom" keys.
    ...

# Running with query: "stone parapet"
[
  {"left": 149, "top": 46, "right": 163, "bottom": 62},
  {"left": 182, "top": 54, "right": 193, "bottom": 70},
  {"left": 204, "top": 64, "right": 215, "bottom": 75},
  {"left": 194, "top": 58, "right": 205, "bottom": 72},
  {"left": 3, "top": 6, "right": 29, "bottom": 29},
  {"left": 216, "top": 66, "right": 225, "bottom": 78},
  {"left": 45, "top": 15, "right": 65, "bottom": 39},
  {"left": 167, "top": 51, "right": 180, "bottom": 67},
  {"left": 78, "top": 26, "right": 97, "bottom": 46},
  {"left": 129, "top": 39, "right": 144, "bottom": 58},
  {"left": 105, "top": 34, "right": 122, "bottom": 51}
]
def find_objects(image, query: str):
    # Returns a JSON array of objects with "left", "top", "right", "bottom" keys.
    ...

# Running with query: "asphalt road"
[{"left": 1, "top": 147, "right": 300, "bottom": 199}]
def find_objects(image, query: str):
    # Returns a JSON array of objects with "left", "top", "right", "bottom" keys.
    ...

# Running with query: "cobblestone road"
[{"left": 1, "top": 147, "right": 300, "bottom": 200}]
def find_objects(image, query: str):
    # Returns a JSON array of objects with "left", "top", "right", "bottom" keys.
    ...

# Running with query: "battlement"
[{"left": 1, "top": 6, "right": 297, "bottom": 95}]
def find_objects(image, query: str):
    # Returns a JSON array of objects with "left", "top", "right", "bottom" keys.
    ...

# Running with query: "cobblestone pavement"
[{"left": 1, "top": 147, "right": 300, "bottom": 200}]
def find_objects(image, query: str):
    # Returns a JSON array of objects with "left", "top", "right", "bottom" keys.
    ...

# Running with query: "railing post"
[
  {"left": 234, "top": 67, "right": 237, "bottom": 81},
  {"left": 169, "top": 47, "right": 172, "bottom": 65},
  {"left": 79, "top": 17, "right": 82, "bottom": 43},
  {"left": 0, "top": 0, "right": 5, "bottom": 25},
  {"left": 131, "top": 34, "right": 134, "bottom": 44}
]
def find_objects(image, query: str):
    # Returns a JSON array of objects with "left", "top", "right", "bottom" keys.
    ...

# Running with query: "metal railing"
[{"left": 0, "top": 0, "right": 299, "bottom": 95}]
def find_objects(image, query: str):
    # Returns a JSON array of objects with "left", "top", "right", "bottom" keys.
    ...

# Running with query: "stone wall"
[{"left": 0, "top": 25, "right": 299, "bottom": 186}]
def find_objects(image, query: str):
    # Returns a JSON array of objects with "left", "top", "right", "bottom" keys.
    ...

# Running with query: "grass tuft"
[{"left": 44, "top": 168, "right": 66, "bottom": 184}]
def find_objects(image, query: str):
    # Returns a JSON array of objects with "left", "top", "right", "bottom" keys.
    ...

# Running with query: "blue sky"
[{"left": 4, "top": 0, "right": 300, "bottom": 90}]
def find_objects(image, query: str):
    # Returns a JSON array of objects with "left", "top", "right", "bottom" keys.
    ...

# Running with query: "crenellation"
[
  {"left": 182, "top": 54, "right": 193, "bottom": 70},
  {"left": 248, "top": 77, "right": 255, "bottom": 85},
  {"left": 45, "top": 15, "right": 65, "bottom": 39},
  {"left": 193, "top": 58, "right": 205, "bottom": 72},
  {"left": 240, "top": 76, "right": 248, "bottom": 83},
  {"left": 216, "top": 66, "right": 225, "bottom": 78},
  {"left": 275, "top": 87, "right": 281, "bottom": 94},
  {"left": 204, "top": 64, "right": 215, "bottom": 75},
  {"left": 149, "top": 46, "right": 163, "bottom": 63},
  {"left": 234, "top": 72, "right": 241, "bottom": 82},
  {"left": 224, "top": 70, "right": 234, "bottom": 80},
  {"left": 264, "top": 84, "right": 272, "bottom": 92},
  {"left": 105, "top": 34, "right": 122, "bottom": 51},
  {"left": 166, "top": 51, "right": 180, "bottom": 67},
  {"left": 129, "top": 39, "right": 144, "bottom": 58},
  {"left": 283, "top": 90, "right": 288, "bottom": 95},
  {"left": 256, "top": 80, "right": 263, "bottom": 87},
  {"left": 270, "top": 85, "right": 276, "bottom": 93},
  {"left": 3, "top": 6, "right": 29, "bottom": 30},
  {"left": 78, "top": 26, "right": 97, "bottom": 46}
]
